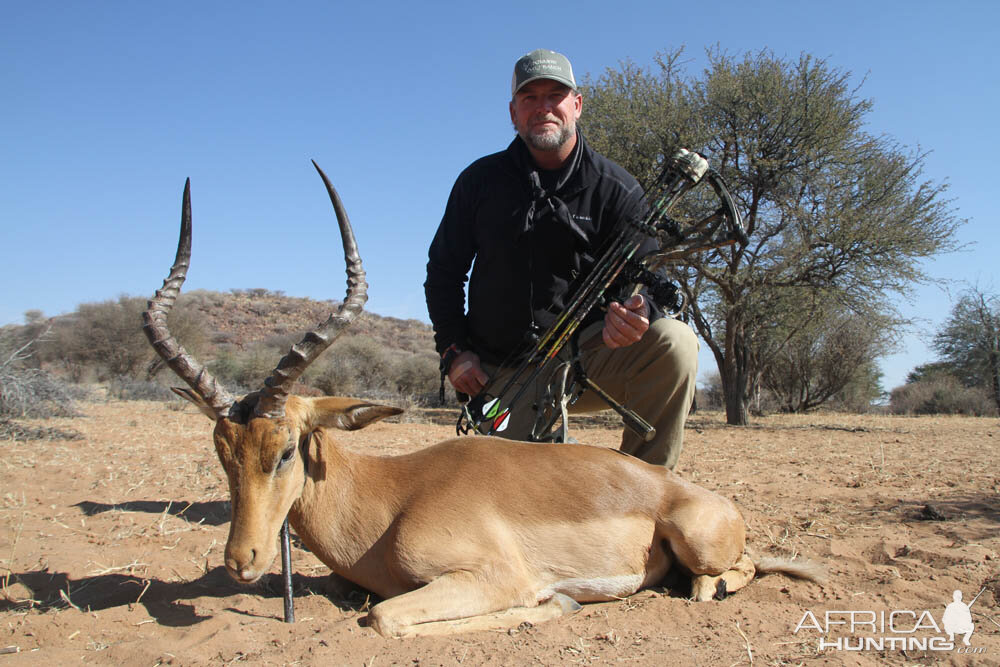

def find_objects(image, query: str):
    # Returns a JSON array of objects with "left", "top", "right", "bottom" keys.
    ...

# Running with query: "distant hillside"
[
  {"left": 177, "top": 288, "right": 434, "bottom": 353},
  {"left": 1, "top": 289, "right": 439, "bottom": 399}
]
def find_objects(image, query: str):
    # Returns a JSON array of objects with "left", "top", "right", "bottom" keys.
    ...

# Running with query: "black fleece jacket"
[{"left": 424, "top": 132, "right": 653, "bottom": 365}]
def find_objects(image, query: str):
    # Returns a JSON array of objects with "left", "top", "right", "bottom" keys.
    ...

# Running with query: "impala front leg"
[{"left": 366, "top": 570, "right": 580, "bottom": 638}]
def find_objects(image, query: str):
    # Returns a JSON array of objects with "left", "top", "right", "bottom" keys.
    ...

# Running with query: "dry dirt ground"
[{"left": 1, "top": 400, "right": 998, "bottom": 665}]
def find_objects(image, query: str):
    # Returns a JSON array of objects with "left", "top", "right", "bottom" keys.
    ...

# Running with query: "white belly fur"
[{"left": 539, "top": 574, "right": 645, "bottom": 603}]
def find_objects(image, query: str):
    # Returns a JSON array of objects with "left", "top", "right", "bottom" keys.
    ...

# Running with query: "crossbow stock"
[{"left": 457, "top": 149, "right": 746, "bottom": 442}]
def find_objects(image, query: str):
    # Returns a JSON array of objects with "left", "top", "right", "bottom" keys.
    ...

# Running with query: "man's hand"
[
  {"left": 602, "top": 294, "right": 650, "bottom": 349},
  {"left": 448, "top": 350, "right": 489, "bottom": 396}
]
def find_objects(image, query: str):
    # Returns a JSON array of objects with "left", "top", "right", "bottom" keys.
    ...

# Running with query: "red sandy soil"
[{"left": 1, "top": 401, "right": 998, "bottom": 665}]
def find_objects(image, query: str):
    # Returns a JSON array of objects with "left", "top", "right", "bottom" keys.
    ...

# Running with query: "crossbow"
[{"left": 456, "top": 149, "right": 747, "bottom": 442}]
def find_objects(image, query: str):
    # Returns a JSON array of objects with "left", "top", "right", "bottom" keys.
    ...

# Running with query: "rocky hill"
[
  {"left": 177, "top": 288, "right": 434, "bottom": 353},
  {"left": 1, "top": 289, "right": 439, "bottom": 403}
]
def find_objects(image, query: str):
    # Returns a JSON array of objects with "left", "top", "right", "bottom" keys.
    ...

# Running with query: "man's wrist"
[
  {"left": 440, "top": 344, "right": 462, "bottom": 375},
  {"left": 438, "top": 344, "right": 463, "bottom": 405}
]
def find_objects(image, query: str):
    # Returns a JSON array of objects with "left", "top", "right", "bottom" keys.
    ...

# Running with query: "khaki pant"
[{"left": 478, "top": 317, "right": 698, "bottom": 469}]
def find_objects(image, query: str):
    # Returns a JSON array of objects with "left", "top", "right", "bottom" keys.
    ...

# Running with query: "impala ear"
[
  {"left": 304, "top": 397, "right": 404, "bottom": 431},
  {"left": 171, "top": 387, "right": 222, "bottom": 421},
  {"left": 300, "top": 430, "right": 327, "bottom": 481}
]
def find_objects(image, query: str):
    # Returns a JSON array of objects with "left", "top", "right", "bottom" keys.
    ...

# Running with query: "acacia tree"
[
  {"left": 760, "top": 298, "right": 893, "bottom": 412},
  {"left": 931, "top": 287, "right": 1000, "bottom": 413},
  {"left": 582, "top": 48, "right": 962, "bottom": 424}
]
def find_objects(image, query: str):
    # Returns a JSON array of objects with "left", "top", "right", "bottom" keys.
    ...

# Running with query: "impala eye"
[{"left": 279, "top": 447, "right": 295, "bottom": 466}]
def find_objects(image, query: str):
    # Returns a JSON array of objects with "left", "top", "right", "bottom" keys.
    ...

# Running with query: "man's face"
[{"left": 509, "top": 79, "right": 582, "bottom": 152}]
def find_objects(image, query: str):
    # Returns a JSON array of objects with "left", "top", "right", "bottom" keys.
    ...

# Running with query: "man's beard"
[{"left": 520, "top": 121, "right": 574, "bottom": 152}]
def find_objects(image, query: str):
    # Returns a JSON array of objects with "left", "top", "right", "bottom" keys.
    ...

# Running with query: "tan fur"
[
  {"left": 179, "top": 391, "right": 823, "bottom": 637},
  {"left": 151, "top": 171, "right": 820, "bottom": 637}
]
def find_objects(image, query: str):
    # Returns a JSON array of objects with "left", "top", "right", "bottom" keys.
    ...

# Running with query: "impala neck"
[{"left": 287, "top": 433, "right": 405, "bottom": 569}]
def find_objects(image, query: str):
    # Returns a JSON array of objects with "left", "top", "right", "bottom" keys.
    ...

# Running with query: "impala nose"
[{"left": 226, "top": 548, "right": 259, "bottom": 581}]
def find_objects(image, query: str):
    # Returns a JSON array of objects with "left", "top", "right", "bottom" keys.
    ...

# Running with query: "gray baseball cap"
[{"left": 511, "top": 48, "right": 577, "bottom": 96}]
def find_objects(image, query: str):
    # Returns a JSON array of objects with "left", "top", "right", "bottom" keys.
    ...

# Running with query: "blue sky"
[{"left": 3, "top": 1, "right": 996, "bottom": 392}]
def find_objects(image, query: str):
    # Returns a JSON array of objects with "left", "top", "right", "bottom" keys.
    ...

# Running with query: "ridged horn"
[
  {"left": 253, "top": 161, "right": 368, "bottom": 418},
  {"left": 143, "top": 179, "right": 236, "bottom": 419}
]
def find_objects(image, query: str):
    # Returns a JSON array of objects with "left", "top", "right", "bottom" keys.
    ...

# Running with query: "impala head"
[{"left": 143, "top": 162, "right": 401, "bottom": 583}]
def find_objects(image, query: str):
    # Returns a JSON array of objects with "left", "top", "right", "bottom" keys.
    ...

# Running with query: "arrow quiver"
[{"left": 457, "top": 149, "right": 746, "bottom": 442}]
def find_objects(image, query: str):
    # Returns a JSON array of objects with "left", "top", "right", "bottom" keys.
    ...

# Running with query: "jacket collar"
[{"left": 505, "top": 129, "right": 595, "bottom": 199}]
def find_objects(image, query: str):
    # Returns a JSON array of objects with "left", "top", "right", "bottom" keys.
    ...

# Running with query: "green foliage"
[
  {"left": 899, "top": 286, "right": 1000, "bottom": 414},
  {"left": 829, "top": 361, "right": 885, "bottom": 414},
  {"left": 906, "top": 361, "right": 956, "bottom": 385},
  {"left": 582, "top": 48, "right": 962, "bottom": 423},
  {"left": 761, "top": 299, "right": 892, "bottom": 412},
  {"left": 929, "top": 287, "right": 1000, "bottom": 412}
]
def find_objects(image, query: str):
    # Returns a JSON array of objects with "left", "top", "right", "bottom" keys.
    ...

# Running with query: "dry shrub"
[
  {"left": 40, "top": 295, "right": 208, "bottom": 382},
  {"left": 889, "top": 376, "right": 996, "bottom": 416},
  {"left": 208, "top": 342, "right": 284, "bottom": 389},
  {"left": 697, "top": 372, "right": 725, "bottom": 411},
  {"left": 0, "top": 368, "right": 81, "bottom": 418},
  {"left": 0, "top": 418, "right": 83, "bottom": 440},
  {"left": 204, "top": 334, "right": 436, "bottom": 406},
  {"left": 305, "top": 336, "right": 393, "bottom": 396},
  {"left": 392, "top": 353, "right": 440, "bottom": 404},
  {"left": 0, "top": 319, "right": 81, "bottom": 418},
  {"left": 107, "top": 376, "right": 177, "bottom": 402},
  {"left": 301, "top": 338, "right": 439, "bottom": 405}
]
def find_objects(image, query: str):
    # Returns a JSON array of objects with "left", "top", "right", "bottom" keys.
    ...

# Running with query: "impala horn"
[
  {"left": 143, "top": 161, "right": 367, "bottom": 421},
  {"left": 254, "top": 161, "right": 368, "bottom": 418},
  {"left": 143, "top": 179, "right": 236, "bottom": 419}
]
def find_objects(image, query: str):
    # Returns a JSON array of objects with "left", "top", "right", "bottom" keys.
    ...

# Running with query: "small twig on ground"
[
  {"left": 735, "top": 621, "right": 753, "bottom": 664},
  {"left": 2, "top": 510, "right": 26, "bottom": 592},
  {"left": 201, "top": 538, "right": 218, "bottom": 559},
  {"left": 60, "top": 588, "right": 83, "bottom": 612},
  {"left": 136, "top": 579, "right": 151, "bottom": 604},
  {"left": 89, "top": 560, "right": 148, "bottom": 576}
]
